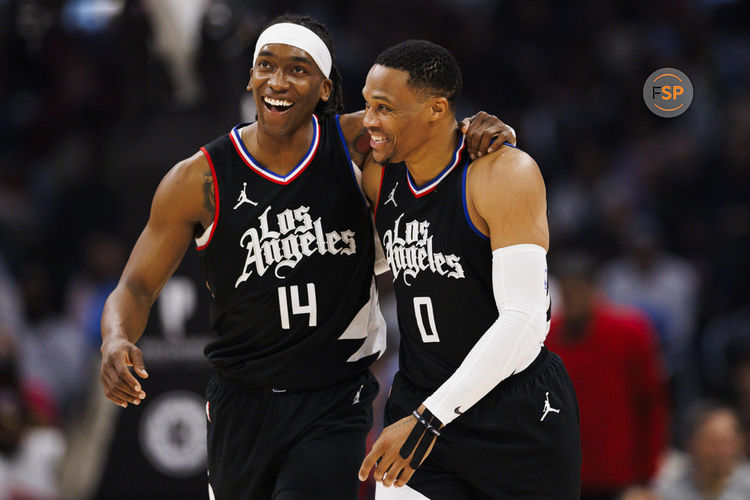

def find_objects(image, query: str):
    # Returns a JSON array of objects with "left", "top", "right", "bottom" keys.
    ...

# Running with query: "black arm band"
[
  {"left": 398, "top": 408, "right": 443, "bottom": 461},
  {"left": 409, "top": 429, "right": 435, "bottom": 469}
]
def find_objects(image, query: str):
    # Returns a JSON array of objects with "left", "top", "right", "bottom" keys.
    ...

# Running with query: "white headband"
[{"left": 253, "top": 23, "right": 332, "bottom": 78}]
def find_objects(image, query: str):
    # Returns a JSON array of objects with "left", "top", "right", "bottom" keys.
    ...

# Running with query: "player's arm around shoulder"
[
  {"left": 99, "top": 151, "right": 212, "bottom": 409},
  {"left": 361, "top": 152, "right": 384, "bottom": 208},
  {"left": 338, "top": 111, "right": 371, "bottom": 166},
  {"left": 466, "top": 146, "right": 549, "bottom": 250}
]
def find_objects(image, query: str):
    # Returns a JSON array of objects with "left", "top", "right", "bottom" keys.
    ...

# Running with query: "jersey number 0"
[
  {"left": 278, "top": 283, "right": 317, "bottom": 330},
  {"left": 414, "top": 296, "right": 440, "bottom": 343}
]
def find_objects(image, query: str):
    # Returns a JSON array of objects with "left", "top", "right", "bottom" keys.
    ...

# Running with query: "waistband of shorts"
[
  {"left": 214, "top": 370, "right": 370, "bottom": 394},
  {"left": 399, "top": 347, "right": 551, "bottom": 395},
  {"left": 493, "top": 346, "right": 551, "bottom": 391}
]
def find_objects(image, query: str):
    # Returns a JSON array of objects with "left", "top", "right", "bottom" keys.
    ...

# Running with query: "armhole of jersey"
[
  {"left": 334, "top": 114, "right": 368, "bottom": 208},
  {"left": 462, "top": 163, "right": 490, "bottom": 242},
  {"left": 372, "top": 165, "right": 386, "bottom": 220},
  {"left": 196, "top": 146, "right": 220, "bottom": 251}
]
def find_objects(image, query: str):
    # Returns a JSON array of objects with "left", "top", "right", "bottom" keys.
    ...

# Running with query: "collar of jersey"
[
  {"left": 229, "top": 114, "right": 320, "bottom": 185},
  {"left": 405, "top": 134, "right": 466, "bottom": 198}
]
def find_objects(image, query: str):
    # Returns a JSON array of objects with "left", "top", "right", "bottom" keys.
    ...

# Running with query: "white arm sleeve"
[{"left": 422, "top": 244, "right": 551, "bottom": 425}]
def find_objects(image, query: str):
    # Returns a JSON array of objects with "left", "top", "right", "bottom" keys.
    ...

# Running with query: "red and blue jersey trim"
[
  {"left": 407, "top": 134, "right": 466, "bottom": 198},
  {"left": 229, "top": 115, "right": 320, "bottom": 185},
  {"left": 196, "top": 147, "right": 220, "bottom": 251}
]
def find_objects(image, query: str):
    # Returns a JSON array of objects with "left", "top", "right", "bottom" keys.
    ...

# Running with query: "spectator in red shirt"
[{"left": 546, "top": 253, "right": 670, "bottom": 500}]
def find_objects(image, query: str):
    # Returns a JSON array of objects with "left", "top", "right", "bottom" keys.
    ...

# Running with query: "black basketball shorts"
[
  {"left": 380, "top": 348, "right": 581, "bottom": 499},
  {"left": 206, "top": 370, "right": 378, "bottom": 499}
]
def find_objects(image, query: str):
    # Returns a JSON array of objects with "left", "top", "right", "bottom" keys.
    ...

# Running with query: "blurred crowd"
[{"left": 0, "top": 0, "right": 749, "bottom": 498}]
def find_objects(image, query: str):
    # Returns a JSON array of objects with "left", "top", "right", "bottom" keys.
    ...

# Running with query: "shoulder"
[
  {"left": 466, "top": 146, "right": 548, "bottom": 249},
  {"left": 152, "top": 150, "right": 212, "bottom": 224},
  {"left": 337, "top": 111, "right": 365, "bottom": 140},
  {"left": 162, "top": 150, "right": 211, "bottom": 192},
  {"left": 468, "top": 146, "right": 544, "bottom": 199}
]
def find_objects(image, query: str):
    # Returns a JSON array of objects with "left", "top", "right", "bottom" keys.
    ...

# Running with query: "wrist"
[{"left": 101, "top": 328, "right": 130, "bottom": 349}]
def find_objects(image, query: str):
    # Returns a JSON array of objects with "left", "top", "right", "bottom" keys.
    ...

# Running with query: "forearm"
[
  {"left": 423, "top": 244, "right": 550, "bottom": 425},
  {"left": 101, "top": 282, "right": 153, "bottom": 345}
]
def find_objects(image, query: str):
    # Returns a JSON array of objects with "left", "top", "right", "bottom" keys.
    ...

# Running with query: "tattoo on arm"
[{"left": 202, "top": 170, "right": 215, "bottom": 216}]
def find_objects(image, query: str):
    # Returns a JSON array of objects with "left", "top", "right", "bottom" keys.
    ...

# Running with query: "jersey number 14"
[{"left": 278, "top": 283, "right": 317, "bottom": 329}]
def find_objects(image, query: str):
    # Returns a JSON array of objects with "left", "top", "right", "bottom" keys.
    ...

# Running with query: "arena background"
[{"left": 0, "top": 0, "right": 748, "bottom": 498}]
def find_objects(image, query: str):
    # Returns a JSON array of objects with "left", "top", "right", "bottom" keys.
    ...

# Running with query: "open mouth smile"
[
  {"left": 369, "top": 133, "right": 388, "bottom": 148},
  {"left": 262, "top": 96, "right": 295, "bottom": 113}
]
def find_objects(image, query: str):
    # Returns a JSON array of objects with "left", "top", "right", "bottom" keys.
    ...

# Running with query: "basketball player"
[
  {"left": 99, "top": 16, "right": 515, "bottom": 499},
  {"left": 358, "top": 40, "right": 582, "bottom": 499}
]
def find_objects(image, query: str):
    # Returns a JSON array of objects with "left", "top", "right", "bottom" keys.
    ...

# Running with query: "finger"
[
  {"left": 477, "top": 130, "right": 496, "bottom": 157},
  {"left": 359, "top": 448, "right": 381, "bottom": 481},
  {"left": 373, "top": 455, "right": 396, "bottom": 484},
  {"left": 383, "top": 461, "right": 406, "bottom": 487},
  {"left": 109, "top": 384, "right": 143, "bottom": 406},
  {"left": 104, "top": 368, "right": 143, "bottom": 404},
  {"left": 395, "top": 466, "right": 416, "bottom": 487},
  {"left": 100, "top": 376, "right": 129, "bottom": 408},
  {"left": 465, "top": 116, "right": 485, "bottom": 159},
  {"left": 117, "top": 352, "right": 144, "bottom": 391},
  {"left": 112, "top": 362, "right": 143, "bottom": 398},
  {"left": 487, "top": 132, "right": 505, "bottom": 154},
  {"left": 129, "top": 346, "right": 149, "bottom": 379},
  {"left": 459, "top": 118, "right": 470, "bottom": 134},
  {"left": 507, "top": 125, "right": 517, "bottom": 146}
]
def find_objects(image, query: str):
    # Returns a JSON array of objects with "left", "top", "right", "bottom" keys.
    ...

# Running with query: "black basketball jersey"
[
  {"left": 196, "top": 114, "right": 385, "bottom": 390},
  {"left": 374, "top": 134, "right": 499, "bottom": 391}
]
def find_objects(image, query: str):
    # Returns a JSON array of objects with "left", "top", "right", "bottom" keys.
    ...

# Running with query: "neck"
[
  {"left": 244, "top": 116, "right": 315, "bottom": 175},
  {"left": 696, "top": 469, "right": 731, "bottom": 497},
  {"left": 404, "top": 117, "right": 460, "bottom": 187}
]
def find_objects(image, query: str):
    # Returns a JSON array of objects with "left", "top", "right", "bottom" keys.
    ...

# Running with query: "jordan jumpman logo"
[
  {"left": 540, "top": 392, "right": 560, "bottom": 421},
  {"left": 233, "top": 182, "right": 258, "bottom": 210},
  {"left": 385, "top": 182, "right": 398, "bottom": 208}
]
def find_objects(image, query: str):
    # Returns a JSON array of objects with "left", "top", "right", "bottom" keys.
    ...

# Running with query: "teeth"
[
  {"left": 371, "top": 135, "right": 386, "bottom": 143},
  {"left": 263, "top": 97, "right": 293, "bottom": 107}
]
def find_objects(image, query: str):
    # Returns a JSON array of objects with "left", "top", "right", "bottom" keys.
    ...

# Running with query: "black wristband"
[{"left": 398, "top": 408, "right": 443, "bottom": 462}]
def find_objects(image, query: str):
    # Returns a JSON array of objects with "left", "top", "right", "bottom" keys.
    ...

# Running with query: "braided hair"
[{"left": 262, "top": 14, "right": 345, "bottom": 116}]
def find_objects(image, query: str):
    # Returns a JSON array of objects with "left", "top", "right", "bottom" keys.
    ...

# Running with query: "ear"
[
  {"left": 430, "top": 97, "right": 450, "bottom": 122},
  {"left": 247, "top": 68, "right": 254, "bottom": 91},
  {"left": 319, "top": 78, "right": 333, "bottom": 102}
]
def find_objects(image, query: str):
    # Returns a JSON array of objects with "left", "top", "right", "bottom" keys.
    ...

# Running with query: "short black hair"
[
  {"left": 374, "top": 40, "right": 462, "bottom": 109},
  {"left": 264, "top": 14, "right": 344, "bottom": 116}
]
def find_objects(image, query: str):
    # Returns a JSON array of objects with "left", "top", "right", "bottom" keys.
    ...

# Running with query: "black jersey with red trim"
[
  {"left": 196, "top": 114, "right": 385, "bottom": 390},
  {"left": 373, "top": 134, "right": 498, "bottom": 391}
]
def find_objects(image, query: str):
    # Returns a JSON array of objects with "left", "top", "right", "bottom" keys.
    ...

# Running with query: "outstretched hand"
[
  {"left": 358, "top": 406, "right": 438, "bottom": 488},
  {"left": 100, "top": 337, "right": 148, "bottom": 408},
  {"left": 460, "top": 111, "right": 517, "bottom": 160}
]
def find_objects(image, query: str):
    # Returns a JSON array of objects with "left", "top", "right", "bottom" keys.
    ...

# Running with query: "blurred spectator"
[
  {"left": 700, "top": 304, "right": 750, "bottom": 401},
  {"left": 598, "top": 216, "right": 700, "bottom": 438},
  {"left": 598, "top": 216, "right": 700, "bottom": 379},
  {"left": 17, "top": 261, "right": 88, "bottom": 421},
  {"left": 727, "top": 339, "right": 750, "bottom": 457},
  {"left": 619, "top": 486, "right": 659, "bottom": 500},
  {"left": 655, "top": 402, "right": 750, "bottom": 500},
  {"left": 0, "top": 333, "right": 65, "bottom": 499},
  {"left": 141, "top": 0, "right": 209, "bottom": 106},
  {"left": 547, "top": 253, "right": 669, "bottom": 500},
  {"left": 65, "top": 232, "right": 127, "bottom": 350}
]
